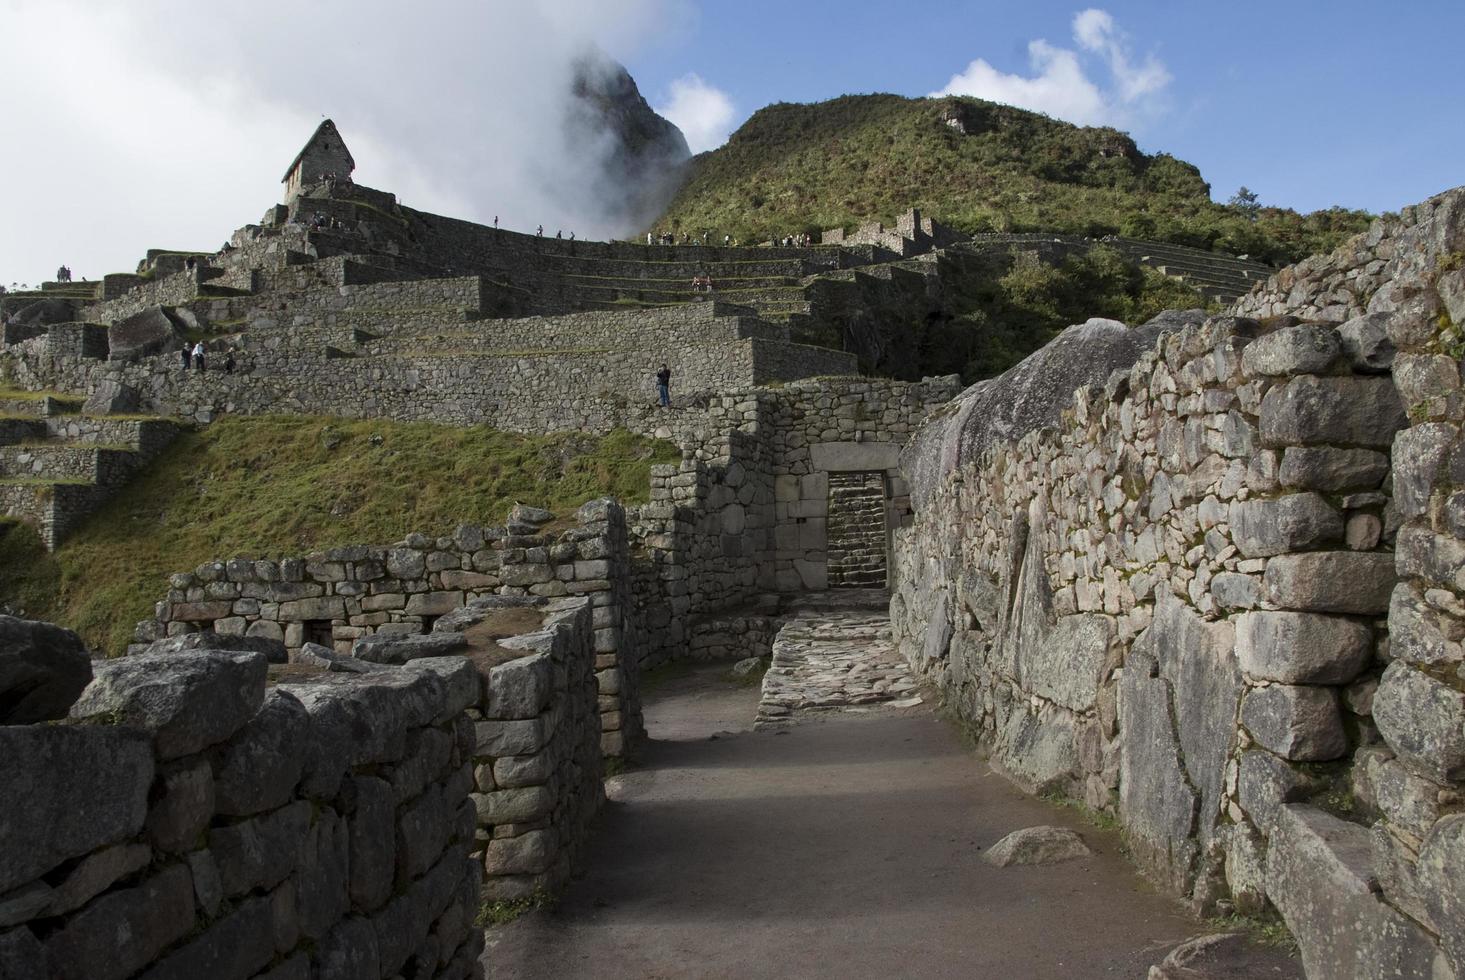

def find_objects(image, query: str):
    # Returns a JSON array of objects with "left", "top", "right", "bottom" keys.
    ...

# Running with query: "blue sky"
[
  {"left": 2, "top": 0, "right": 1461, "bottom": 286},
  {"left": 628, "top": 0, "right": 1465, "bottom": 215}
]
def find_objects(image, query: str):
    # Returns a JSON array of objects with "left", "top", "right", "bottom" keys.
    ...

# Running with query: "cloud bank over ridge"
[{"left": 931, "top": 8, "right": 1171, "bottom": 129}]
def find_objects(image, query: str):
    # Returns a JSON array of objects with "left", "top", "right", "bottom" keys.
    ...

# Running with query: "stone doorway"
[{"left": 827, "top": 472, "right": 888, "bottom": 588}]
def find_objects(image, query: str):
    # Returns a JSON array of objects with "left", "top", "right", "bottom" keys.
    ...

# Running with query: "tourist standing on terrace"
[{"left": 656, "top": 364, "right": 671, "bottom": 407}]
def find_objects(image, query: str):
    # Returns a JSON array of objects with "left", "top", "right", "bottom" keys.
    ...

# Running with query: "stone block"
[
  {"left": 46, "top": 841, "right": 152, "bottom": 917},
  {"left": 277, "top": 596, "right": 347, "bottom": 621},
  {"left": 213, "top": 689, "right": 307, "bottom": 816},
  {"left": 475, "top": 786, "right": 554, "bottom": 825},
  {"left": 1372, "top": 661, "right": 1465, "bottom": 783},
  {"left": 809, "top": 441, "right": 900, "bottom": 472},
  {"left": 0, "top": 614, "right": 91, "bottom": 723},
  {"left": 71, "top": 649, "right": 266, "bottom": 760},
  {"left": 360, "top": 592, "right": 406, "bottom": 612},
  {"left": 1417, "top": 815, "right": 1465, "bottom": 973},
  {"left": 146, "top": 759, "right": 214, "bottom": 853},
  {"left": 475, "top": 717, "right": 547, "bottom": 756},
  {"left": 485, "top": 829, "right": 557, "bottom": 876},
  {"left": 353, "top": 631, "right": 466, "bottom": 665},
  {"left": 44, "top": 864, "right": 195, "bottom": 980},
  {"left": 1235, "top": 611, "right": 1372, "bottom": 684},
  {"left": 493, "top": 752, "right": 553, "bottom": 789},
  {"left": 134, "top": 894, "right": 274, "bottom": 980},
  {"left": 315, "top": 916, "right": 380, "bottom": 980},
  {"left": 296, "top": 808, "right": 350, "bottom": 940},
  {"left": 210, "top": 800, "right": 310, "bottom": 896},
  {"left": 1336, "top": 311, "right": 1396, "bottom": 371},
  {"left": 1266, "top": 804, "right": 1444, "bottom": 979},
  {"left": 1240, "top": 324, "right": 1340, "bottom": 376},
  {"left": 404, "top": 590, "right": 464, "bottom": 616},
  {"left": 1259, "top": 375, "right": 1407, "bottom": 448},
  {"left": 0, "top": 726, "right": 152, "bottom": 893},
  {"left": 1278, "top": 446, "right": 1390, "bottom": 491},
  {"left": 1263, "top": 551, "right": 1396, "bottom": 614},
  {"left": 0, "top": 927, "right": 46, "bottom": 980},
  {"left": 981, "top": 825, "right": 1090, "bottom": 866},
  {"left": 486, "top": 652, "right": 554, "bottom": 720},
  {"left": 1241, "top": 685, "right": 1347, "bottom": 761},
  {"left": 1237, "top": 749, "right": 1313, "bottom": 835},
  {"left": 1230, "top": 493, "right": 1342, "bottom": 557}
]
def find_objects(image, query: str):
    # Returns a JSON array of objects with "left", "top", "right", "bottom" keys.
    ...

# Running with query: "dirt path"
[{"left": 482, "top": 663, "right": 1300, "bottom": 979}]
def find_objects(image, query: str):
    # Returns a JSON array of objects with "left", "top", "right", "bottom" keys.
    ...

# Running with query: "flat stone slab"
[{"left": 754, "top": 612, "right": 921, "bottom": 728}]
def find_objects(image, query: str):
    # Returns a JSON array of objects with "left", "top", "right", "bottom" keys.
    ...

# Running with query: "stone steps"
[{"left": 0, "top": 393, "right": 84, "bottom": 418}]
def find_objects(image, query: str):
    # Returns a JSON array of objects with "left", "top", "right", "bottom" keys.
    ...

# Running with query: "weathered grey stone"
[
  {"left": 1388, "top": 583, "right": 1465, "bottom": 667},
  {"left": 486, "top": 652, "right": 554, "bottom": 719},
  {"left": 0, "top": 883, "right": 52, "bottom": 928},
  {"left": 1234, "top": 611, "right": 1372, "bottom": 684},
  {"left": 82, "top": 378, "right": 141, "bottom": 415},
  {"left": 44, "top": 863, "right": 195, "bottom": 980},
  {"left": 0, "top": 927, "right": 46, "bottom": 980},
  {"left": 1230, "top": 493, "right": 1343, "bottom": 558},
  {"left": 1259, "top": 375, "right": 1407, "bottom": 448},
  {"left": 1241, "top": 685, "right": 1347, "bottom": 761},
  {"left": 352, "top": 631, "right": 466, "bottom": 664},
  {"left": 1236, "top": 750, "right": 1312, "bottom": 835},
  {"left": 1266, "top": 804, "right": 1445, "bottom": 980},
  {"left": 47, "top": 841, "right": 152, "bottom": 916},
  {"left": 213, "top": 689, "right": 308, "bottom": 816},
  {"left": 1222, "top": 822, "right": 1269, "bottom": 917},
  {"left": 1392, "top": 423, "right": 1454, "bottom": 520},
  {"left": 296, "top": 808, "right": 350, "bottom": 940},
  {"left": 981, "top": 825, "right": 1090, "bottom": 866},
  {"left": 1209, "top": 572, "right": 1260, "bottom": 610},
  {"left": 396, "top": 785, "right": 451, "bottom": 884},
  {"left": 485, "top": 828, "right": 557, "bottom": 875},
  {"left": 210, "top": 800, "right": 310, "bottom": 896},
  {"left": 146, "top": 758, "right": 213, "bottom": 852},
  {"left": 315, "top": 916, "right": 380, "bottom": 980},
  {"left": 1277, "top": 446, "right": 1390, "bottom": 492},
  {"left": 1240, "top": 324, "right": 1340, "bottom": 376},
  {"left": 1263, "top": 552, "right": 1397, "bottom": 614},
  {"left": 0, "top": 615, "right": 92, "bottom": 723},
  {"left": 135, "top": 894, "right": 274, "bottom": 980},
  {"left": 187, "top": 848, "right": 222, "bottom": 917},
  {"left": 474, "top": 785, "right": 553, "bottom": 826},
  {"left": 398, "top": 655, "right": 480, "bottom": 722},
  {"left": 902, "top": 318, "right": 1146, "bottom": 505},
  {"left": 141, "top": 630, "right": 287, "bottom": 664},
  {"left": 348, "top": 777, "right": 395, "bottom": 912},
  {"left": 0, "top": 726, "right": 152, "bottom": 893},
  {"left": 475, "top": 716, "right": 547, "bottom": 756},
  {"left": 72, "top": 649, "right": 267, "bottom": 759},
  {"left": 492, "top": 751, "right": 554, "bottom": 789},
  {"left": 1417, "top": 814, "right": 1465, "bottom": 974},
  {"left": 1372, "top": 661, "right": 1465, "bottom": 783},
  {"left": 253, "top": 953, "right": 308, "bottom": 980},
  {"left": 1361, "top": 752, "right": 1444, "bottom": 841},
  {"left": 1335, "top": 311, "right": 1396, "bottom": 371},
  {"left": 108, "top": 305, "right": 183, "bottom": 362},
  {"left": 510, "top": 503, "right": 554, "bottom": 526}
]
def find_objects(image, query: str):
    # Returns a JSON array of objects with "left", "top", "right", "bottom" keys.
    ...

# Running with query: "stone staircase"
[{"left": 0, "top": 393, "right": 181, "bottom": 549}]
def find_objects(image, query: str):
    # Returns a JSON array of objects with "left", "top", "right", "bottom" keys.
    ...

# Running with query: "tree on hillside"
[{"left": 1229, "top": 186, "right": 1261, "bottom": 221}]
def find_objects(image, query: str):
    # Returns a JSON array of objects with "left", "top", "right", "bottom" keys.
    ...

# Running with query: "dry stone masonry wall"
[{"left": 894, "top": 188, "right": 1465, "bottom": 976}]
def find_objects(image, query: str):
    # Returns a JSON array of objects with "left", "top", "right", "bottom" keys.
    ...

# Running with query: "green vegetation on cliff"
[
  {"left": 0, "top": 417, "right": 677, "bottom": 654},
  {"left": 653, "top": 94, "right": 1370, "bottom": 265}
]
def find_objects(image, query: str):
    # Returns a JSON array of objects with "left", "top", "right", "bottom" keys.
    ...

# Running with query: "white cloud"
[
  {"left": 929, "top": 8, "right": 1170, "bottom": 129},
  {"left": 0, "top": 0, "right": 696, "bottom": 286},
  {"left": 655, "top": 74, "right": 737, "bottom": 154}
]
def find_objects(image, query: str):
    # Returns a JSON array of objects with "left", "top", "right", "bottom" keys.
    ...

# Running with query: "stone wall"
[
  {"left": 1, "top": 638, "right": 485, "bottom": 980},
  {"left": 434, "top": 596, "right": 606, "bottom": 903},
  {"left": 139, "top": 500, "right": 643, "bottom": 758},
  {"left": 892, "top": 188, "right": 1465, "bottom": 975}
]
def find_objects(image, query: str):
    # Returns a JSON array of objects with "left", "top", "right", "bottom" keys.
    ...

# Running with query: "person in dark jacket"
[{"left": 655, "top": 364, "right": 671, "bottom": 407}]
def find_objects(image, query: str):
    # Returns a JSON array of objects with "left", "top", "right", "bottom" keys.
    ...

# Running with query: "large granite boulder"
[
  {"left": 107, "top": 305, "right": 185, "bottom": 362},
  {"left": 0, "top": 615, "right": 93, "bottom": 723},
  {"left": 11, "top": 298, "right": 75, "bottom": 328},
  {"left": 900, "top": 318, "right": 1147, "bottom": 506}
]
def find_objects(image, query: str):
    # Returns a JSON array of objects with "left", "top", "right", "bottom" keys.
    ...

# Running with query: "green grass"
[
  {"left": 1207, "top": 912, "right": 1297, "bottom": 952},
  {"left": 652, "top": 94, "right": 1371, "bottom": 267},
  {"left": 475, "top": 891, "right": 554, "bottom": 927},
  {"left": 0, "top": 416, "right": 678, "bottom": 654}
]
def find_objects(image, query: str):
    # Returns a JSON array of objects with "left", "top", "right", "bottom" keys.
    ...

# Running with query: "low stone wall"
[
  {"left": 139, "top": 501, "right": 643, "bottom": 758},
  {"left": 447, "top": 597, "right": 606, "bottom": 901},
  {"left": 2, "top": 641, "right": 485, "bottom": 980}
]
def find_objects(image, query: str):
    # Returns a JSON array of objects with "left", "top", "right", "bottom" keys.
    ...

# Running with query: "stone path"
[
  {"left": 754, "top": 613, "right": 922, "bottom": 728},
  {"left": 483, "top": 648, "right": 1303, "bottom": 979}
]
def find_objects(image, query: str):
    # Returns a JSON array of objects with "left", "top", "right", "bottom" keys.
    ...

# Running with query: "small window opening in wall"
[
  {"left": 797, "top": 517, "right": 807, "bottom": 524},
  {"left": 420, "top": 614, "right": 439, "bottom": 633},
  {"left": 303, "top": 620, "right": 333, "bottom": 648}
]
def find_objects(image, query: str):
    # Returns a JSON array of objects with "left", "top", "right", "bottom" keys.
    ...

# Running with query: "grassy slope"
[
  {"left": 652, "top": 94, "right": 1371, "bottom": 266},
  {"left": 0, "top": 416, "right": 678, "bottom": 654}
]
